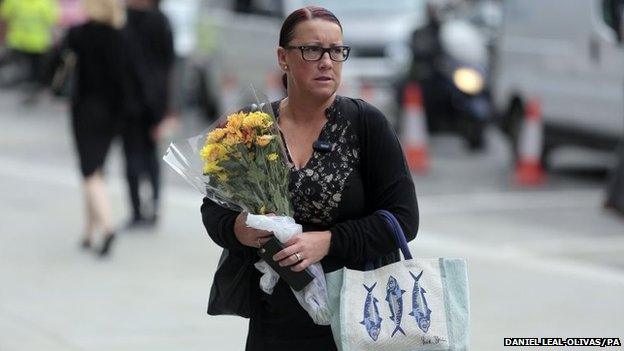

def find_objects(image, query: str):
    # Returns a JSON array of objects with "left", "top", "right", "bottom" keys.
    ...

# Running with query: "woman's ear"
[{"left": 277, "top": 47, "right": 288, "bottom": 71}]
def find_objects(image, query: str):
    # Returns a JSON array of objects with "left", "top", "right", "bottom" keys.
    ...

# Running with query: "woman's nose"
[{"left": 318, "top": 52, "right": 333, "bottom": 69}]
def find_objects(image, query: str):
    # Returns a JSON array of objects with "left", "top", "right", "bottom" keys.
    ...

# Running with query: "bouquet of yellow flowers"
[
  {"left": 163, "top": 95, "right": 291, "bottom": 216},
  {"left": 163, "top": 89, "right": 330, "bottom": 326},
  {"left": 200, "top": 109, "right": 292, "bottom": 216}
]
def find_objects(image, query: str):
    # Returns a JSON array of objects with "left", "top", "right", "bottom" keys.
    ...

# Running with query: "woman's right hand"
[{"left": 234, "top": 212, "right": 274, "bottom": 248}]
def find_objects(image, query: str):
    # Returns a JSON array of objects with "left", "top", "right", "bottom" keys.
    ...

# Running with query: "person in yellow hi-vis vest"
[{"left": 0, "top": 0, "right": 59, "bottom": 100}]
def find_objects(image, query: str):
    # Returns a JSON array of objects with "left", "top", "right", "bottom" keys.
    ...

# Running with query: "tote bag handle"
[{"left": 375, "top": 210, "right": 413, "bottom": 260}]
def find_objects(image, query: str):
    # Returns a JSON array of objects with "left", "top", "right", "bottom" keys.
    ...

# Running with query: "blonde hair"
[{"left": 83, "top": 0, "right": 126, "bottom": 29}]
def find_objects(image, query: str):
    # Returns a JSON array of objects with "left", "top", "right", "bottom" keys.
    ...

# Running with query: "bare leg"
[
  {"left": 82, "top": 184, "right": 96, "bottom": 247},
  {"left": 84, "top": 171, "right": 114, "bottom": 235},
  {"left": 85, "top": 171, "right": 116, "bottom": 256}
]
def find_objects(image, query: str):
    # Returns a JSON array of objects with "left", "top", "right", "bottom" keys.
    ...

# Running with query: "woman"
[
  {"left": 67, "top": 0, "right": 127, "bottom": 256},
  {"left": 201, "top": 6, "right": 419, "bottom": 350}
]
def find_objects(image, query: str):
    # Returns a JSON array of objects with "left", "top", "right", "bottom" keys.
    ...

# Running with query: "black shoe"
[
  {"left": 81, "top": 237, "right": 92, "bottom": 250},
  {"left": 145, "top": 213, "right": 159, "bottom": 227},
  {"left": 125, "top": 215, "right": 158, "bottom": 231},
  {"left": 124, "top": 216, "right": 147, "bottom": 230},
  {"left": 99, "top": 233, "right": 116, "bottom": 257}
]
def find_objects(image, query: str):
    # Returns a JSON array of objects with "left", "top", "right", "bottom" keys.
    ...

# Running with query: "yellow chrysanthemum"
[
  {"left": 267, "top": 153, "right": 279, "bottom": 161},
  {"left": 255, "top": 135, "right": 275, "bottom": 147},
  {"left": 226, "top": 126, "right": 244, "bottom": 140},
  {"left": 221, "top": 133, "right": 243, "bottom": 147},
  {"left": 243, "top": 111, "right": 273, "bottom": 130},
  {"left": 206, "top": 128, "right": 227, "bottom": 143},
  {"left": 200, "top": 143, "right": 229, "bottom": 162},
  {"left": 203, "top": 161, "right": 223, "bottom": 174},
  {"left": 226, "top": 112, "right": 244, "bottom": 131}
]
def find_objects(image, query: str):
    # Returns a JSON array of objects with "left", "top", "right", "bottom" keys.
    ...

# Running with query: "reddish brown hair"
[{"left": 279, "top": 6, "right": 343, "bottom": 88}]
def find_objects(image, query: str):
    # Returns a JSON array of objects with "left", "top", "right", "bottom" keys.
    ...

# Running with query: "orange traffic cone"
[
  {"left": 514, "top": 98, "right": 546, "bottom": 186},
  {"left": 400, "top": 83, "right": 429, "bottom": 173}
]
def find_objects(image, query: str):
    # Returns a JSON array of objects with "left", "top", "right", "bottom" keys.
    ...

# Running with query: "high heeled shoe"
[
  {"left": 81, "top": 237, "right": 92, "bottom": 250},
  {"left": 98, "top": 233, "right": 116, "bottom": 257}
]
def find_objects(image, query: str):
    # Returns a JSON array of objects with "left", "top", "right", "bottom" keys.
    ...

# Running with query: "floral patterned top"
[{"left": 273, "top": 96, "right": 360, "bottom": 227}]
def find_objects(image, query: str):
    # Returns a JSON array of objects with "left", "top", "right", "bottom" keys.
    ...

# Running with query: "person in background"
[
  {"left": 122, "top": 0, "right": 175, "bottom": 229},
  {"left": 66, "top": 0, "right": 127, "bottom": 256},
  {"left": 0, "top": 0, "right": 59, "bottom": 103},
  {"left": 405, "top": 2, "right": 444, "bottom": 132}
]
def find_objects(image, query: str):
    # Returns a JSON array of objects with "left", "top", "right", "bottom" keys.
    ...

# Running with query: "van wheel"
[{"left": 509, "top": 103, "right": 550, "bottom": 170}]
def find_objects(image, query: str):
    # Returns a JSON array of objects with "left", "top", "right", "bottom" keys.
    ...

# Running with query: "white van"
[{"left": 493, "top": 0, "right": 624, "bottom": 166}]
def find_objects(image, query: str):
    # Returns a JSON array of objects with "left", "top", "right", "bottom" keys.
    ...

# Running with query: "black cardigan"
[{"left": 201, "top": 96, "right": 419, "bottom": 272}]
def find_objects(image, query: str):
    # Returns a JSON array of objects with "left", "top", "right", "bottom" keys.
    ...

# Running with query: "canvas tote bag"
[{"left": 326, "top": 210, "right": 470, "bottom": 350}]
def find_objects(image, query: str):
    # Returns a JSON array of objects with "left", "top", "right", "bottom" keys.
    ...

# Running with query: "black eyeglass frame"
[{"left": 284, "top": 45, "right": 351, "bottom": 62}]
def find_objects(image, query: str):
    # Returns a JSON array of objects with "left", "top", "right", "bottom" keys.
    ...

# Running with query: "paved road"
[{"left": 0, "top": 91, "right": 622, "bottom": 350}]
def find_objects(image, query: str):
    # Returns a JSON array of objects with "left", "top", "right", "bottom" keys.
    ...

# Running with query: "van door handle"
[{"left": 589, "top": 36, "right": 601, "bottom": 63}]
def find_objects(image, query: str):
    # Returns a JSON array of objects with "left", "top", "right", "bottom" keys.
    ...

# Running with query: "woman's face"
[{"left": 279, "top": 19, "right": 344, "bottom": 100}]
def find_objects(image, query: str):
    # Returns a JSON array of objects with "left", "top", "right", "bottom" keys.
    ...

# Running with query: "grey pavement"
[{"left": 0, "top": 90, "right": 623, "bottom": 350}]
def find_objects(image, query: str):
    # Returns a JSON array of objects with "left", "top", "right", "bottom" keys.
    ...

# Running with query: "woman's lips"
[{"left": 314, "top": 77, "right": 333, "bottom": 82}]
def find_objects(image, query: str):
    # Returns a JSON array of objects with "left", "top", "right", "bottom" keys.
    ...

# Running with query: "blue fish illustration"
[
  {"left": 385, "top": 275, "right": 406, "bottom": 337},
  {"left": 409, "top": 270, "right": 432, "bottom": 333},
  {"left": 360, "top": 283, "right": 383, "bottom": 341}
]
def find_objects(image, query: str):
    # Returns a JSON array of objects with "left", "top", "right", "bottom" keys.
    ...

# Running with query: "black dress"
[
  {"left": 67, "top": 22, "right": 128, "bottom": 178},
  {"left": 201, "top": 96, "right": 419, "bottom": 350}
]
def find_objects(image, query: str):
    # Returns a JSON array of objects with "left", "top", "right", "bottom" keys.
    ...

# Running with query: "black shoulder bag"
[{"left": 207, "top": 248, "right": 257, "bottom": 318}]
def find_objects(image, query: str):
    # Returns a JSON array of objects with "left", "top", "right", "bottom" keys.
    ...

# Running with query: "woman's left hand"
[{"left": 273, "top": 231, "right": 331, "bottom": 272}]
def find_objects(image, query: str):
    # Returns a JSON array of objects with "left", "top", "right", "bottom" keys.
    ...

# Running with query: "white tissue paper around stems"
[{"left": 247, "top": 214, "right": 331, "bottom": 325}]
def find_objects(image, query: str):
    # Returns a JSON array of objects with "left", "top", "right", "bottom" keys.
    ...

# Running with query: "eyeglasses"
[{"left": 284, "top": 45, "right": 351, "bottom": 62}]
